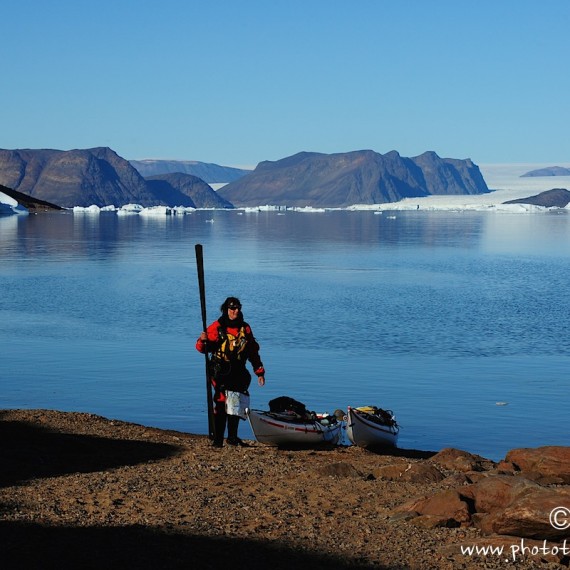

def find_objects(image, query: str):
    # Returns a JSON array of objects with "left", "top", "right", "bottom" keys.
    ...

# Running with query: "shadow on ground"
[
  {"left": 0, "top": 418, "right": 181, "bottom": 487},
  {"left": 0, "top": 521, "right": 387, "bottom": 570}
]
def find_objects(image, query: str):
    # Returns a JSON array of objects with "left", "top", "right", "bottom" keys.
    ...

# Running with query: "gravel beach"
[{"left": 0, "top": 409, "right": 566, "bottom": 570}]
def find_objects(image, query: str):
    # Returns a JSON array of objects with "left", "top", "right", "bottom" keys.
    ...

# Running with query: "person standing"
[{"left": 196, "top": 296, "right": 265, "bottom": 447}]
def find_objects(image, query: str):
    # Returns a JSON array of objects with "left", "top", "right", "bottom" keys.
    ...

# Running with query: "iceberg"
[
  {"left": 0, "top": 191, "right": 29, "bottom": 216},
  {"left": 139, "top": 206, "right": 172, "bottom": 216},
  {"left": 71, "top": 203, "right": 195, "bottom": 216},
  {"left": 117, "top": 204, "right": 145, "bottom": 215},
  {"left": 73, "top": 204, "right": 102, "bottom": 214},
  {"left": 172, "top": 206, "right": 195, "bottom": 215}
]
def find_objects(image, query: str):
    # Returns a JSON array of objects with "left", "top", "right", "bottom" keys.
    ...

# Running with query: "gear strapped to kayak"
[
  {"left": 355, "top": 406, "right": 399, "bottom": 428},
  {"left": 269, "top": 396, "right": 309, "bottom": 418}
]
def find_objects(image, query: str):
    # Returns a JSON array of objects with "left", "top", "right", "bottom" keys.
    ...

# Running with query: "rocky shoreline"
[{"left": 1, "top": 409, "right": 568, "bottom": 569}]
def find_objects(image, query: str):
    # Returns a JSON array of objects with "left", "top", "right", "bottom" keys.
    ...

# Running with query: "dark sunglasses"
[{"left": 228, "top": 304, "right": 241, "bottom": 310}]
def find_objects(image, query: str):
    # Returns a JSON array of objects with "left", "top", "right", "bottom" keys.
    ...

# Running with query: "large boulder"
[
  {"left": 429, "top": 448, "right": 496, "bottom": 473},
  {"left": 395, "top": 488, "right": 472, "bottom": 525},
  {"left": 505, "top": 446, "right": 570, "bottom": 484},
  {"left": 467, "top": 475, "right": 540, "bottom": 513},
  {"left": 475, "top": 485, "right": 570, "bottom": 540},
  {"left": 395, "top": 476, "right": 570, "bottom": 540}
]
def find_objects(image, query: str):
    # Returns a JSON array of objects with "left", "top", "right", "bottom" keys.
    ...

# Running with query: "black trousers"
[
  {"left": 211, "top": 362, "right": 250, "bottom": 444},
  {"left": 214, "top": 412, "right": 240, "bottom": 444}
]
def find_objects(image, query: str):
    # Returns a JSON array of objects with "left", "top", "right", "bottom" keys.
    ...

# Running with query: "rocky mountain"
[
  {"left": 0, "top": 148, "right": 231, "bottom": 208},
  {"left": 130, "top": 159, "right": 251, "bottom": 182},
  {"left": 145, "top": 173, "right": 233, "bottom": 209},
  {"left": 503, "top": 188, "right": 570, "bottom": 208},
  {"left": 218, "top": 150, "right": 489, "bottom": 208},
  {"left": 521, "top": 166, "right": 570, "bottom": 177},
  {"left": 0, "top": 147, "right": 489, "bottom": 209}
]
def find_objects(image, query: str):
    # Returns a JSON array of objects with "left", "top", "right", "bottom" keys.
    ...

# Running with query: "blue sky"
[{"left": 2, "top": 0, "right": 569, "bottom": 167}]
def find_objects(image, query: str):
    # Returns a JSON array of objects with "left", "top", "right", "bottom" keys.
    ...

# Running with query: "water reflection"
[
  {"left": 0, "top": 214, "right": 19, "bottom": 248},
  {"left": 220, "top": 210, "right": 487, "bottom": 250},
  {"left": 1, "top": 212, "right": 194, "bottom": 260},
  {"left": 482, "top": 211, "right": 570, "bottom": 256},
  {"left": 8, "top": 210, "right": 569, "bottom": 263}
]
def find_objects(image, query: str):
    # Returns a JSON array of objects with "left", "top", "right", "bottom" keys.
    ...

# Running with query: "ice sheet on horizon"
[
  {"left": 361, "top": 163, "right": 570, "bottom": 213},
  {"left": 480, "top": 162, "right": 570, "bottom": 192}
]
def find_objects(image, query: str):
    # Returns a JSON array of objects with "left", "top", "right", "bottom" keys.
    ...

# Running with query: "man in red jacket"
[{"left": 196, "top": 297, "right": 265, "bottom": 447}]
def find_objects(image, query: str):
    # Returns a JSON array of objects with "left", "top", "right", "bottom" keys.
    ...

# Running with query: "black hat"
[{"left": 221, "top": 296, "right": 242, "bottom": 312}]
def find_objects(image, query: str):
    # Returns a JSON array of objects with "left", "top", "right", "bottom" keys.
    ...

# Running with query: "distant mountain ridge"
[
  {"left": 145, "top": 172, "right": 232, "bottom": 209},
  {"left": 0, "top": 147, "right": 231, "bottom": 208},
  {"left": 0, "top": 146, "right": 490, "bottom": 209},
  {"left": 130, "top": 159, "right": 251, "bottom": 182},
  {"left": 521, "top": 166, "right": 570, "bottom": 177},
  {"left": 218, "top": 150, "right": 489, "bottom": 207}
]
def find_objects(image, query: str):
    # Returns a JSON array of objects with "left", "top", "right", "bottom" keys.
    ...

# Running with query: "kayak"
[
  {"left": 246, "top": 408, "right": 342, "bottom": 446},
  {"left": 346, "top": 406, "right": 399, "bottom": 448}
]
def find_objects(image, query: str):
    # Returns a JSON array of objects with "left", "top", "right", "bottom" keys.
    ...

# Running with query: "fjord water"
[{"left": 1, "top": 209, "right": 569, "bottom": 460}]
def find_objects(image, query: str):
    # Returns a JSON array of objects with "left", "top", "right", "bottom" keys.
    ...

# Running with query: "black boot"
[
  {"left": 227, "top": 415, "right": 247, "bottom": 446},
  {"left": 212, "top": 412, "right": 227, "bottom": 447}
]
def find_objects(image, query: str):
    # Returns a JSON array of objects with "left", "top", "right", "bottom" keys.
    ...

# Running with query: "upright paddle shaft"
[{"left": 195, "top": 244, "right": 215, "bottom": 440}]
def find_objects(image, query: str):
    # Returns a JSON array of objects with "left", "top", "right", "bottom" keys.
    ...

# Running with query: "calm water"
[{"left": 1, "top": 209, "right": 569, "bottom": 460}]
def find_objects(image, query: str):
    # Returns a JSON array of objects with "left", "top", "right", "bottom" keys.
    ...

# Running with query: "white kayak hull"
[
  {"left": 346, "top": 407, "right": 399, "bottom": 448},
  {"left": 247, "top": 409, "right": 341, "bottom": 446}
]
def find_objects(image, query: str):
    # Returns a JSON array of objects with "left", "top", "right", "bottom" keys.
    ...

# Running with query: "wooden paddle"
[{"left": 195, "top": 244, "right": 215, "bottom": 440}]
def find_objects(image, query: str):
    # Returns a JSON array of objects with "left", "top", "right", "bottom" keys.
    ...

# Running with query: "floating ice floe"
[
  {"left": 73, "top": 204, "right": 102, "bottom": 214},
  {"left": 294, "top": 206, "right": 326, "bottom": 213},
  {"left": 243, "top": 205, "right": 326, "bottom": 213},
  {"left": 171, "top": 206, "right": 195, "bottom": 215},
  {"left": 139, "top": 206, "right": 172, "bottom": 216},
  {"left": 72, "top": 204, "right": 195, "bottom": 216},
  {"left": 243, "top": 205, "right": 289, "bottom": 212},
  {"left": 0, "top": 191, "right": 29, "bottom": 216},
  {"left": 116, "top": 204, "right": 144, "bottom": 215}
]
